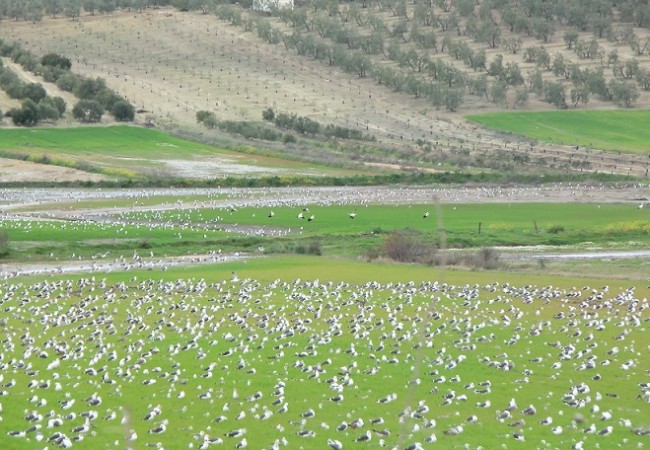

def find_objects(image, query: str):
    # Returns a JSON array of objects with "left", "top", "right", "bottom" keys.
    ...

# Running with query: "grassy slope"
[
  {"left": 0, "top": 126, "right": 216, "bottom": 155},
  {"left": 466, "top": 110, "right": 650, "bottom": 154},
  {"left": 0, "top": 125, "right": 352, "bottom": 176}
]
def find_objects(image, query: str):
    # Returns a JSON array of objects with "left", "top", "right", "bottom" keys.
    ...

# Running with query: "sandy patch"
[{"left": 0, "top": 158, "right": 106, "bottom": 182}]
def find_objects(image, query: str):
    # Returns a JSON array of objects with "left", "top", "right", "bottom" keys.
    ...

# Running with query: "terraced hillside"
[{"left": 0, "top": 3, "right": 649, "bottom": 176}]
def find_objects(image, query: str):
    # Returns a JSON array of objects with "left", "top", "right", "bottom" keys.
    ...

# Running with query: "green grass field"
[
  {"left": 0, "top": 126, "right": 217, "bottom": 157},
  {"left": 2, "top": 189, "right": 649, "bottom": 450},
  {"left": 2, "top": 258, "right": 648, "bottom": 450},
  {"left": 123, "top": 202, "right": 650, "bottom": 249},
  {"left": 466, "top": 110, "right": 650, "bottom": 154},
  {"left": 0, "top": 126, "right": 348, "bottom": 178},
  {"left": 3, "top": 201, "right": 648, "bottom": 264}
]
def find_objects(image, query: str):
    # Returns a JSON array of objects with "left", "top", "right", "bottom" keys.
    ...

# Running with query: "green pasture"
[
  {"left": 466, "top": 110, "right": 650, "bottom": 154},
  {"left": 0, "top": 125, "right": 344, "bottom": 177},
  {"left": 0, "top": 218, "right": 230, "bottom": 260},
  {"left": 99, "top": 254, "right": 650, "bottom": 291},
  {"left": 0, "top": 125, "right": 217, "bottom": 157},
  {"left": 2, "top": 201, "right": 648, "bottom": 264},
  {"left": 1, "top": 260, "right": 648, "bottom": 450},
  {"left": 123, "top": 202, "right": 650, "bottom": 249}
]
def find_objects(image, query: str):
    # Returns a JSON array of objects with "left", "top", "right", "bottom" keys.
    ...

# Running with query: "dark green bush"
[
  {"left": 72, "top": 99, "right": 104, "bottom": 122},
  {"left": 111, "top": 100, "right": 135, "bottom": 122},
  {"left": 41, "top": 53, "right": 72, "bottom": 70}
]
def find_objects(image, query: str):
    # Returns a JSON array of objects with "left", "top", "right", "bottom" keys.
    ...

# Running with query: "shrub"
[
  {"left": 262, "top": 107, "right": 275, "bottom": 121},
  {"left": 196, "top": 110, "right": 218, "bottom": 128},
  {"left": 72, "top": 99, "right": 104, "bottom": 122},
  {"left": 41, "top": 66, "right": 68, "bottom": 83},
  {"left": 282, "top": 133, "right": 296, "bottom": 144},
  {"left": 0, "top": 230, "right": 9, "bottom": 258},
  {"left": 294, "top": 240, "right": 322, "bottom": 255},
  {"left": 96, "top": 88, "right": 123, "bottom": 111},
  {"left": 111, "top": 100, "right": 135, "bottom": 122},
  {"left": 22, "top": 83, "right": 47, "bottom": 103},
  {"left": 37, "top": 98, "right": 61, "bottom": 121},
  {"left": 473, "top": 247, "right": 501, "bottom": 269},
  {"left": 74, "top": 77, "right": 107, "bottom": 100},
  {"left": 41, "top": 53, "right": 72, "bottom": 70},
  {"left": 385, "top": 229, "right": 435, "bottom": 263},
  {"left": 11, "top": 99, "right": 40, "bottom": 127},
  {"left": 138, "top": 239, "right": 152, "bottom": 249},
  {"left": 53, "top": 97, "right": 67, "bottom": 116},
  {"left": 547, "top": 224, "right": 565, "bottom": 234},
  {"left": 56, "top": 73, "right": 79, "bottom": 92}
]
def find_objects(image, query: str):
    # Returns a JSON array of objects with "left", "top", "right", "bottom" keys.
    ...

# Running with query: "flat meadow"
[
  {"left": 3, "top": 200, "right": 649, "bottom": 263},
  {"left": 1, "top": 256, "right": 649, "bottom": 450},
  {"left": 1, "top": 187, "right": 650, "bottom": 449}
]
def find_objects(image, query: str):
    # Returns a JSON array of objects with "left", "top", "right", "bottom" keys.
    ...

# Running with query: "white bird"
[
  {"left": 226, "top": 428, "right": 247, "bottom": 438},
  {"left": 148, "top": 420, "right": 168, "bottom": 434},
  {"left": 355, "top": 430, "right": 371, "bottom": 442},
  {"left": 327, "top": 438, "right": 343, "bottom": 449}
]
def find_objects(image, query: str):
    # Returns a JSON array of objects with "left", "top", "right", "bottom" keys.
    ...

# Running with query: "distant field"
[
  {"left": 123, "top": 202, "right": 650, "bottom": 249},
  {"left": 466, "top": 110, "right": 650, "bottom": 154},
  {"left": 0, "top": 126, "right": 217, "bottom": 156},
  {"left": 0, "top": 126, "right": 352, "bottom": 179}
]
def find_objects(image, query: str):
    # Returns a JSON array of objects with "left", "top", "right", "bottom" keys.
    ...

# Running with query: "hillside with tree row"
[{"left": 0, "top": 1, "right": 649, "bottom": 177}]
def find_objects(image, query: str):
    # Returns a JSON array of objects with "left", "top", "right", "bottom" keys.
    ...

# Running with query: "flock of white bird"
[
  {"left": 0, "top": 273, "right": 648, "bottom": 449},
  {"left": 0, "top": 184, "right": 649, "bottom": 449}
]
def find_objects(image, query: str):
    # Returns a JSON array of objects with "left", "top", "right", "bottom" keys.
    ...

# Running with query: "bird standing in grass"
[{"left": 423, "top": 212, "right": 429, "bottom": 218}]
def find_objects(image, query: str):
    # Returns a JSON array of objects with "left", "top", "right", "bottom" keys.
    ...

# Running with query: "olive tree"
[{"left": 72, "top": 99, "right": 104, "bottom": 122}]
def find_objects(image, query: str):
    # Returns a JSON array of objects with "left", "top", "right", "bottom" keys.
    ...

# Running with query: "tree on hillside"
[
  {"left": 196, "top": 110, "right": 217, "bottom": 128},
  {"left": 37, "top": 97, "right": 61, "bottom": 121},
  {"left": 544, "top": 81, "right": 567, "bottom": 109},
  {"left": 563, "top": 31, "right": 579, "bottom": 49},
  {"left": 189, "top": 0, "right": 216, "bottom": 14},
  {"left": 489, "top": 80, "right": 508, "bottom": 106},
  {"left": 5, "top": 0, "right": 27, "bottom": 21},
  {"left": 72, "top": 99, "right": 104, "bottom": 122},
  {"left": 111, "top": 100, "right": 135, "bottom": 122},
  {"left": 56, "top": 73, "right": 79, "bottom": 92},
  {"left": 82, "top": 0, "right": 99, "bottom": 15},
  {"left": 53, "top": 96, "right": 67, "bottom": 115},
  {"left": 45, "top": 0, "right": 63, "bottom": 17},
  {"left": 26, "top": 0, "right": 45, "bottom": 22},
  {"left": 22, "top": 83, "right": 47, "bottom": 103},
  {"left": 74, "top": 77, "right": 107, "bottom": 99},
  {"left": 11, "top": 99, "right": 40, "bottom": 127},
  {"left": 41, "top": 53, "right": 72, "bottom": 70},
  {"left": 609, "top": 79, "right": 639, "bottom": 107},
  {"left": 442, "top": 88, "right": 463, "bottom": 112},
  {"left": 63, "top": 0, "right": 82, "bottom": 20},
  {"left": 97, "top": 0, "right": 116, "bottom": 13}
]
